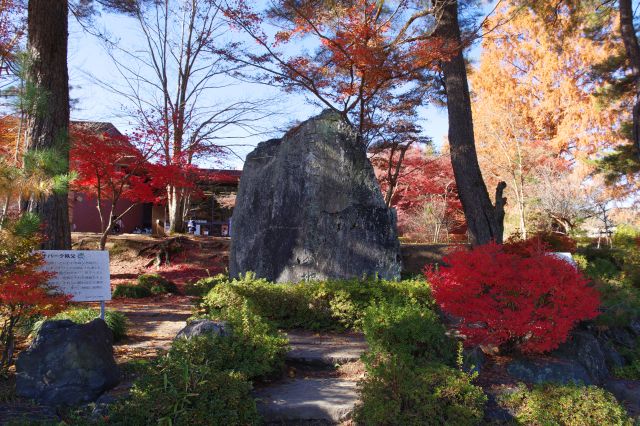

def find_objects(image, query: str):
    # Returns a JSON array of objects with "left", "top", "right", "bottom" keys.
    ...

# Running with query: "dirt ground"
[{"left": 73, "top": 233, "right": 231, "bottom": 362}]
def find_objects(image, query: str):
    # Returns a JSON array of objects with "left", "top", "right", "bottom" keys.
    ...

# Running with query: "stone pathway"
[{"left": 255, "top": 330, "right": 367, "bottom": 425}]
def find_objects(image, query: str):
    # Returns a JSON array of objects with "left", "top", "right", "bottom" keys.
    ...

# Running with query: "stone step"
[
  {"left": 255, "top": 377, "right": 359, "bottom": 425},
  {"left": 285, "top": 330, "right": 367, "bottom": 367}
]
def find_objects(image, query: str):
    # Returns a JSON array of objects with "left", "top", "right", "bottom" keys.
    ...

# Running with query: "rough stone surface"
[
  {"left": 506, "top": 357, "right": 593, "bottom": 385},
  {"left": 16, "top": 319, "right": 120, "bottom": 406},
  {"left": 599, "top": 339, "right": 626, "bottom": 370},
  {"left": 175, "top": 319, "right": 229, "bottom": 340},
  {"left": 230, "top": 110, "right": 401, "bottom": 282},
  {"left": 605, "top": 379, "right": 640, "bottom": 419},
  {"left": 255, "top": 378, "right": 359, "bottom": 425},
  {"left": 555, "top": 331, "right": 609, "bottom": 383},
  {"left": 285, "top": 330, "right": 367, "bottom": 366}
]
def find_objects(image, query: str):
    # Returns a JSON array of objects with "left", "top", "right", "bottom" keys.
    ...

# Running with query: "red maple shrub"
[{"left": 424, "top": 241, "right": 600, "bottom": 353}]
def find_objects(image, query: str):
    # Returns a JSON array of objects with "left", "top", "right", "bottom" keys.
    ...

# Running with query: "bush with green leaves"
[
  {"left": 184, "top": 274, "right": 228, "bottom": 297},
  {"left": 362, "top": 301, "right": 455, "bottom": 365},
  {"left": 32, "top": 307, "right": 128, "bottom": 342},
  {"left": 575, "top": 243, "right": 640, "bottom": 327},
  {"left": 499, "top": 383, "right": 632, "bottom": 425},
  {"left": 202, "top": 274, "right": 433, "bottom": 331},
  {"left": 108, "top": 304, "right": 287, "bottom": 425},
  {"left": 354, "top": 356, "right": 486, "bottom": 426},
  {"left": 112, "top": 274, "right": 178, "bottom": 299},
  {"left": 137, "top": 274, "right": 178, "bottom": 295},
  {"left": 112, "top": 283, "right": 152, "bottom": 299}
]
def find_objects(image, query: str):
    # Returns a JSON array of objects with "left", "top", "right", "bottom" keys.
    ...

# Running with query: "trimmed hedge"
[{"left": 202, "top": 274, "right": 433, "bottom": 331}]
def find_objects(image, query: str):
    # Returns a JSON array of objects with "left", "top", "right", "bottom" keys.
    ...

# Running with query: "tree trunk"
[
  {"left": 433, "top": 0, "right": 504, "bottom": 245},
  {"left": 25, "top": 0, "right": 71, "bottom": 249},
  {"left": 619, "top": 0, "right": 640, "bottom": 160},
  {"left": 167, "top": 185, "right": 184, "bottom": 233}
]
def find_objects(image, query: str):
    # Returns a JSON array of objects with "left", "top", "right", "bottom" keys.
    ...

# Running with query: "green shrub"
[
  {"left": 32, "top": 308, "right": 128, "bottom": 341},
  {"left": 500, "top": 383, "right": 632, "bottom": 426},
  {"left": 362, "top": 301, "right": 455, "bottom": 365},
  {"left": 137, "top": 274, "right": 178, "bottom": 295},
  {"left": 594, "top": 278, "right": 640, "bottom": 327},
  {"left": 109, "top": 304, "right": 286, "bottom": 425},
  {"left": 109, "top": 363, "right": 258, "bottom": 425},
  {"left": 184, "top": 274, "right": 228, "bottom": 296},
  {"left": 614, "top": 359, "right": 640, "bottom": 380},
  {"left": 202, "top": 274, "right": 433, "bottom": 331},
  {"left": 112, "top": 283, "right": 152, "bottom": 299},
  {"left": 354, "top": 357, "right": 486, "bottom": 426}
]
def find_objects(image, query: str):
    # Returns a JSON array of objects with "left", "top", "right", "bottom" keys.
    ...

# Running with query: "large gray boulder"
[
  {"left": 230, "top": 110, "right": 401, "bottom": 282},
  {"left": 16, "top": 319, "right": 120, "bottom": 406}
]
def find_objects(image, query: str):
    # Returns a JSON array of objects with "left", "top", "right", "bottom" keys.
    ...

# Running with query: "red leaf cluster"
[
  {"left": 424, "top": 241, "right": 600, "bottom": 353},
  {"left": 70, "top": 130, "right": 155, "bottom": 205},
  {"left": 0, "top": 251, "right": 69, "bottom": 320}
]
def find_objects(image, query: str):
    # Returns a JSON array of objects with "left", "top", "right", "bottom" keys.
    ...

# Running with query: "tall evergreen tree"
[
  {"left": 433, "top": 0, "right": 505, "bottom": 244},
  {"left": 25, "top": 0, "right": 71, "bottom": 249}
]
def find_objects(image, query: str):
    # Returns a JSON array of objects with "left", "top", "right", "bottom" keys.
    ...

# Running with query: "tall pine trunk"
[
  {"left": 619, "top": 0, "right": 640, "bottom": 160},
  {"left": 434, "top": 0, "right": 504, "bottom": 245},
  {"left": 25, "top": 0, "right": 71, "bottom": 249}
]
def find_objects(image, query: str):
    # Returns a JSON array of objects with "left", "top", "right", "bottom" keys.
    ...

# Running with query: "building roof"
[{"left": 200, "top": 169, "right": 242, "bottom": 185}]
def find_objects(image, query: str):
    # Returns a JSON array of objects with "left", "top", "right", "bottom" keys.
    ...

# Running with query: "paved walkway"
[{"left": 255, "top": 330, "right": 367, "bottom": 425}]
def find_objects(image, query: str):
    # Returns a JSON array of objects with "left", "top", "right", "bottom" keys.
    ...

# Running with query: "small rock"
[
  {"left": 175, "top": 319, "right": 230, "bottom": 340},
  {"left": 506, "top": 357, "right": 592, "bottom": 385},
  {"left": 16, "top": 319, "right": 120, "bottom": 406},
  {"left": 554, "top": 331, "right": 609, "bottom": 383}
]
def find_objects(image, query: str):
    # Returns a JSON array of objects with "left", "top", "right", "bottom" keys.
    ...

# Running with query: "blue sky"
[{"left": 67, "top": 2, "right": 492, "bottom": 169}]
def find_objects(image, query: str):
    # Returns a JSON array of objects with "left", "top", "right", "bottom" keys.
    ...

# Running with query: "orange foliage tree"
[
  {"left": 221, "top": 0, "right": 451, "bottom": 137},
  {"left": 470, "top": 3, "right": 627, "bottom": 237}
]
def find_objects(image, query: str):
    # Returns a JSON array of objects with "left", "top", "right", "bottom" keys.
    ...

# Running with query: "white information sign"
[{"left": 40, "top": 250, "right": 111, "bottom": 302}]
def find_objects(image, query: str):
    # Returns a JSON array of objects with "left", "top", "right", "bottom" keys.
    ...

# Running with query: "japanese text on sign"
[{"left": 40, "top": 250, "right": 111, "bottom": 302}]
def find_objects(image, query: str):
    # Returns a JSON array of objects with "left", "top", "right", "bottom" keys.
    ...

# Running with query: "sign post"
[{"left": 40, "top": 251, "right": 111, "bottom": 318}]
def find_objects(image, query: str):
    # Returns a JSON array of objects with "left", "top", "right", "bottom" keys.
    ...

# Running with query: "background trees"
[
  {"left": 91, "top": 0, "right": 268, "bottom": 232},
  {"left": 471, "top": 2, "right": 628, "bottom": 238}
]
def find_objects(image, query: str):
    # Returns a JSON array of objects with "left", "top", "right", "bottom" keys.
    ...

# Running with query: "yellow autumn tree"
[{"left": 470, "top": 3, "right": 628, "bottom": 238}]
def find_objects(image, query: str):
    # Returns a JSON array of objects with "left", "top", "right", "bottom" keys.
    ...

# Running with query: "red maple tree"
[
  {"left": 372, "top": 146, "right": 464, "bottom": 240},
  {"left": 0, "top": 229, "right": 68, "bottom": 369},
  {"left": 70, "top": 129, "right": 155, "bottom": 250},
  {"left": 425, "top": 240, "right": 600, "bottom": 353}
]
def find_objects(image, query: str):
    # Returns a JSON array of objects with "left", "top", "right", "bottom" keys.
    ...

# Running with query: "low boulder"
[
  {"left": 554, "top": 330, "right": 609, "bottom": 383},
  {"left": 506, "top": 357, "right": 593, "bottom": 385},
  {"left": 175, "top": 319, "right": 230, "bottom": 340},
  {"left": 16, "top": 319, "right": 120, "bottom": 406}
]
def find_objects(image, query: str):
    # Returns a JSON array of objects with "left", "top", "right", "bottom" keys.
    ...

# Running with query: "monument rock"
[{"left": 230, "top": 110, "right": 401, "bottom": 282}]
